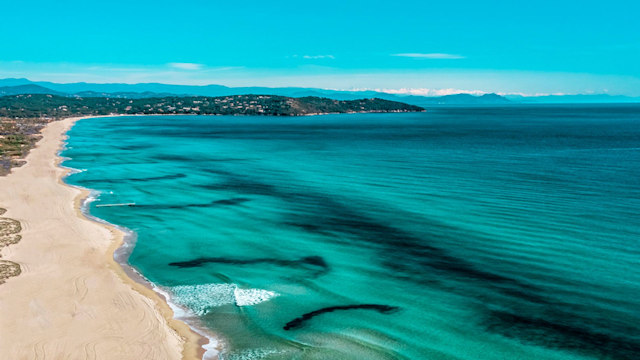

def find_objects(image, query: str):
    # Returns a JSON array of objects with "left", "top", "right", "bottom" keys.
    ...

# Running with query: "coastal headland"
[
  {"left": 0, "top": 94, "right": 425, "bottom": 118},
  {"left": 0, "top": 117, "right": 205, "bottom": 359}
]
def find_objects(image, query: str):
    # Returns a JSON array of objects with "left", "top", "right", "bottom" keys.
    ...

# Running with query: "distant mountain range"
[{"left": 1, "top": 78, "right": 638, "bottom": 105}]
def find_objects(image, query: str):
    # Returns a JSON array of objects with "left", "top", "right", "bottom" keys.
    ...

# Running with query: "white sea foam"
[
  {"left": 81, "top": 189, "right": 101, "bottom": 213},
  {"left": 221, "top": 348, "right": 285, "bottom": 360},
  {"left": 169, "top": 283, "right": 280, "bottom": 316},
  {"left": 171, "top": 284, "right": 237, "bottom": 315},
  {"left": 66, "top": 167, "right": 87, "bottom": 175},
  {"left": 233, "top": 287, "right": 279, "bottom": 306},
  {"left": 152, "top": 285, "right": 221, "bottom": 360}
]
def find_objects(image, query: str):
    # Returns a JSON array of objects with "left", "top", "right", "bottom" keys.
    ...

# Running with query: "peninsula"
[{"left": 0, "top": 94, "right": 424, "bottom": 119}]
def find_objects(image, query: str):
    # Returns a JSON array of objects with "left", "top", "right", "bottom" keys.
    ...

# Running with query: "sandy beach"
[{"left": 0, "top": 117, "right": 204, "bottom": 359}]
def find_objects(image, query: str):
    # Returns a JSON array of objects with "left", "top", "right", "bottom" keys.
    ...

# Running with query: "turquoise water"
[{"left": 62, "top": 106, "right": 640, "bottom": 360}]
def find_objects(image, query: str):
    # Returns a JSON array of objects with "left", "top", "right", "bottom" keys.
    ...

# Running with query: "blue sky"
[{"left": 2, "top": 0, "right": 639, "bottom": 95}]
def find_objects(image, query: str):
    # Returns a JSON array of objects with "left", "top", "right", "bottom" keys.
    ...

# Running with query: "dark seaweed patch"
[
  {"left": 200, "top": 175, "right": 545, "bottom": 301},
  {"left": 117, "top": 143, "right": 155, "bottom": 151},
  {"left": 151, "top": 154, "right": 194, "bottom": 162},
  {"left": 195, "top": 173, "right": 640, "bottom": 358},
  {"left": 283, "top": 304, "right": 400, "bottom": 330},
  {"left": 127, "top": 173, "right": 186, "bottom": 182},
  {"left": 130, "top": 197, "right": 250, "bottom": 210},
  {"left": 169, "top": 255, "right": 329, "bottom": 278},
  {"left": 200, "top": 168, "right": 236, "bottom": 176},
  {"left": 211, "top": 198, "right": 251, "bottom": 206},
  {"left": 83, "top": 173, "right": 186, "bottom": 183},
  {"left": 197, "top": 180, "right": 279, "bottom": 197},
  {"left": 487, "top": 310, "right": 640, "bottom": 359}
]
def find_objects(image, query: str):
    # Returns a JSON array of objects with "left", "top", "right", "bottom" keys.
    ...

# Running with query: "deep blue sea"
[{"left": 62, "top": 106, "right": 640, "bottom": 360}]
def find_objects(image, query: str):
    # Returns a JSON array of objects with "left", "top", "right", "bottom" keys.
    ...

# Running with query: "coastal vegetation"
[
  {"left": 0, "top": 117, "right": 47, "bottom": 175},
  {"left": 0, "top": 94, "right": 424, "bottom": 119}
]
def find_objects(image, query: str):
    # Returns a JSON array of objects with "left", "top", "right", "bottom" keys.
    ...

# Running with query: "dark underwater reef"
[
  {"left": 82, "top": 173, "right": 187, "bottom": 183},
  {"left": 128, "top": 197, "right": 251, "bottom": 210},
  {"left": 283, "top": 304, "right": 400, "bottom": 331},
  {"left": 486, "top": 310, "right": 640, "bottom": 359},
  {"left": 190, "top": 170, "right": 640, "bottom": 359},
  {"left": 169, "top": 255, "right": 329, "bottom": 278}
]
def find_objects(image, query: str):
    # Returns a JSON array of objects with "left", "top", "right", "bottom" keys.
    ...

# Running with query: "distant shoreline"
[{"left": 0, "top": 94, "right": 425, "bottom": 119}]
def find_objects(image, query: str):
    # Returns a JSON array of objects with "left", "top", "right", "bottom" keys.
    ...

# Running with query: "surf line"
[{"left": 283, "top": 304, "right": 400, "bottom": 330}]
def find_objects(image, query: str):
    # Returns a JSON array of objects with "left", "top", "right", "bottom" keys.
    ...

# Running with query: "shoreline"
[
  {"left": 61, "top": 117, "right": 216, "bottom": 359},
  {"left": 76, "top": 188, "right": 222, "bottom": 359},
  {"left": 0, "top": 116, "right": 208, "bottom": 359}
]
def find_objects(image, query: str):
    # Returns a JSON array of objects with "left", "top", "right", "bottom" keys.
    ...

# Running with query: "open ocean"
[{"left": 61, "top": 105, "right": 640, "bottom": 360}]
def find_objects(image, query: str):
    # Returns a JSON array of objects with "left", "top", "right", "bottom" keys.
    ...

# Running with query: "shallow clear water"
[{"left": 62, "top": 106, "right": 640, "bottom": 360}]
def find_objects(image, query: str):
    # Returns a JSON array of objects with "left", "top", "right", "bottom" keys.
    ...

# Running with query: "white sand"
[{"left": 0, "top": 117, "right": 205, "bottom": 359}]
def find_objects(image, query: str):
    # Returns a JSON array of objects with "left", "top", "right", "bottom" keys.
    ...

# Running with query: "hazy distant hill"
[
  {"left": 1, "top": 78, "right": 637, "bottom": 104},
  {"left": 72, "top": 90, "right": 177, "bottom": 99},
  {"left": 0, "top": 79, "right": 229, "bottom": 97},
  {"left": 0, "top": 78, "right": 513, "bottom": 105},
  {"left": 0, "top": 84, "right": 66, "bottom": 97}
]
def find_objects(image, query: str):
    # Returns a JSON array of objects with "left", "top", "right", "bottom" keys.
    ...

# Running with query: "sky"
[{"left": 1, "top": 0, "right": 639, "bottom": 96}]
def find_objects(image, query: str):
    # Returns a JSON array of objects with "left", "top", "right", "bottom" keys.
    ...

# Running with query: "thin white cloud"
[
  {"left": 168, "top": 62, "right": 204, "bottom": 70},
  {"left": 205, "top": 66, "right": 245, "bottom": 72},
  {"left": 392, "top": 53, "right": 465, "bottom": 59},
  {"left": 300, "top": 55, "right": 335, "bottom": 60}
]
